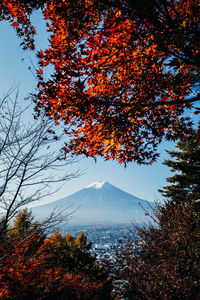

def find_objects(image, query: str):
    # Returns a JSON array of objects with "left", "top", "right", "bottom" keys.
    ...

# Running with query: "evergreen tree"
[
  {"left": 0, "top": 215, "right": 114, "bottom": 299},
  {"left": 119, "top": 128, "right": 200, "bottom": 299},
  {"left": 159, "top": 127, "right": 200, "bottom": 207},
  {"left": 11, "top": 209, "right": 45, "bottom": 238},
  {"left": 47, "top": 231, "right": 110, "bottom": 278},
  {"left": 0, "top": 216, "right": 9, "bottom": 242},
  {"left": 11, "top": 209, "right": 34, "bottom": 238},
  {"left": 46, "top": 231, "right": 113, "bottom": 298},
  {"left": 9, "top": 209, "right": 45, "bottom": 255}
]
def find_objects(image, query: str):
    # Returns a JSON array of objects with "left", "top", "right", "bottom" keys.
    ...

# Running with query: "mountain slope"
[{"left": 32, "top": 181, "right": 153, "bottom": 225}]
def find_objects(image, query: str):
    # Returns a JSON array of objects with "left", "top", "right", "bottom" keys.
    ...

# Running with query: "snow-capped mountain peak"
[
  {"left": 32, "top": 181, "right": 153, "bottom": 225},
  {"left": 86, "top": 181, "right": 106, "bottom": 189}
]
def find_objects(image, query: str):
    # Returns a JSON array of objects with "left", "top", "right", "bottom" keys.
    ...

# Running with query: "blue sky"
[{"left": 0, "top": 12, "right": 177, "bottom": 204}]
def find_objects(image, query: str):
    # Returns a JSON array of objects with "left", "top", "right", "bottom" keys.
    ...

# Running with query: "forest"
[{"left": 0, "top": 0, "right": 199, "bottom": 299}]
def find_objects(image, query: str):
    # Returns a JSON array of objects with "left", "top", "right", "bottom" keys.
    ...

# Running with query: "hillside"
[{"left": 32, "top": 181, "right": 153, "bottom": 225}]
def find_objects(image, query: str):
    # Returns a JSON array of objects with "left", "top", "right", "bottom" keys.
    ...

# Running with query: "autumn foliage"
[
  {"left": 122, "top": 200, "right": 200, "bottom": 299},
  {"left": 0, "top": 237, "right": 107, "bottom": 299},
  {"left": 0, "top": 0, "right": 199, "bottom": 164},
  {"left": 120, "top": 132, "right": 200, "bottom": 299},
  {"left": 0, "top": 211, "right": 113, "bottom": 299}
]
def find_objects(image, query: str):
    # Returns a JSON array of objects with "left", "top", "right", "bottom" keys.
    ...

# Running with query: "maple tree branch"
[
  {"left": 97, "top": 94, "right": 200, "bottom": 110},
  {"left": 144, "top": 95, "right": 200, "bottom": 108}
]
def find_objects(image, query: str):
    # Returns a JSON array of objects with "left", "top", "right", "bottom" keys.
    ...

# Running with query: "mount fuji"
[{"left": 32, "top": 181, "right": 153, "bottom": 225}]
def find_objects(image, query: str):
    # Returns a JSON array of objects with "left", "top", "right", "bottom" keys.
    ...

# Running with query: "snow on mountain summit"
[
  {"left": 32, "top": 181, "right": 153, "bottom": 224},
  {"left": 86, "top": 181, "right": 106, "bottom": 189}
]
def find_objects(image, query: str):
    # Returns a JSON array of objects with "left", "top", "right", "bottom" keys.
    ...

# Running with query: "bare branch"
[{"left": 0, "top": 89, "right": 81, "bottom": 236}]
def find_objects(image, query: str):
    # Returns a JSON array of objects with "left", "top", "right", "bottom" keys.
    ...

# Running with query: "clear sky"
[{"left": 0, "top": 12, "right": 178, "bottom": 204}]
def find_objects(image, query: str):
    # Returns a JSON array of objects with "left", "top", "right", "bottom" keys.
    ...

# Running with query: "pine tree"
[
  {"left": 11, "top": 209, "right": 34, "bottom": 238},
  {"left": 9, "top": 209, "right": 45, "bottom": 255},
  {"left": 46, "top": 231, "right": 113, "bottom": 297},
  {"left": 120, "top": 127, "right": 200, "bottom": 299},
  {"left": 159, "top": 127, "right": 200, "bottom": 207}
]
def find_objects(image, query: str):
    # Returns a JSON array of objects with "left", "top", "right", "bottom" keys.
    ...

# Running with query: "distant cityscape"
[
  {"left": 33, "top": 181, "right": 150, "bottom": 298},
  {"left": 61, "top": 224, "right": 139, "bottom": 298},
  {"left": 61, "top": 224, "right": 132, "bottom": 257}
]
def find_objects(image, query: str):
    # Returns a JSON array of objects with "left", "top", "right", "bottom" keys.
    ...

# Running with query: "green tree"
[
  {"left": 9, "top": 209, "right": 46, "bottom": 256},
  {"left": 119, "top": 129, "right": 200, "bottom": 299},
  {"left": 46, "top": 231, "right": 113, "bottom": 297},
  {"left": 159, "top": 127, "right": 200, "bottom": 207},
  {"left": 0, "top": 231, "right": 114, "bottom": 300},
  {"left": 0, "top": 214, "right": 114, "bottom": 299},
  {"left": 11, "top": 209, "right": 35, "bottom": 237},
  {"left": 48, "top": 231, "right": 107, "bottom": 275}
]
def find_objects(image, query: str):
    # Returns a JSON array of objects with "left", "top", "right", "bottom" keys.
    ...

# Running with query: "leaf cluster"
[
  {"left": 1, "top": 0, "right": 199, "bottom": 164},
  {"left": 122, "top": 200, "right": 200, "bottom": 299},
  {"left": 119, "top": 131, "right": 200, "bottom": 299},
  {"left": 0, "top": 209, "right": 113, "bottom": 299}
]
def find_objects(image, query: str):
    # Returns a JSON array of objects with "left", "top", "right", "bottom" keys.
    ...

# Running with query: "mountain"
[{"left": 32, "top": 181, "right": 153, "bottom": 225}]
